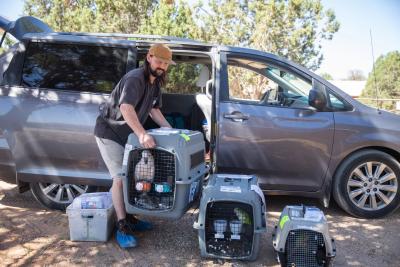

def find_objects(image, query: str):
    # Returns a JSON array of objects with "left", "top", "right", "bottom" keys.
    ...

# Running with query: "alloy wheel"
[
  {"left": 38, "top": 183, "right": 89, "bottom": 204},
  {"left": 347, "top": 161, "right": 398, "bottom": 211}
]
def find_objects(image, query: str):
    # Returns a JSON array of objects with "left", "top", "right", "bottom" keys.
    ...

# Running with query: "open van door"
[{"left": 0, "top": 16, "right": 53, "bottom": 42}]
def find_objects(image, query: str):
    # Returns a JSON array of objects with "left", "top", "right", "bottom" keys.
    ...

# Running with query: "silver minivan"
[{"left": 1, "top": 16, "right": 399, "bottom": 218}]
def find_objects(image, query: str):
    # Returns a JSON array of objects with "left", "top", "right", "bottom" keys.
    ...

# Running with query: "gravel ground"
[{"left": 1, "top": 180, "right": 399, "bottom": 266}]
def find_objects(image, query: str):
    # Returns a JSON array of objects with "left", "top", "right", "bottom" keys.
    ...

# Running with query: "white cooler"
[{"left": 66, "top": 192, "right": 115, "bottom": 242}]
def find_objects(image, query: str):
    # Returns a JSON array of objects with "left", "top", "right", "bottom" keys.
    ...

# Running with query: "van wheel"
[
  {"left": 30, "top": 182, "right": 97, "bottom": 211},
  {"left": 333, "top": 150, "right": 400, "bottom": 218}
]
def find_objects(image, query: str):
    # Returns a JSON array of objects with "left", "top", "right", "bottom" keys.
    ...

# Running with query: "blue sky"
[{"left": 1, "top": 0, "right": 399, "bottom": 80}]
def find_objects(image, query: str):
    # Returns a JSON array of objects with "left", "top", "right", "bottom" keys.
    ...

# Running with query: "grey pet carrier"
[
  {"left": 272, "top": 205, "right": 336, "bottom": 267},
  {"left": 121, "top": 128, "right": 206, "bottom": 219},
  {"left": 193, "top": 174, "right": 266, "bottom": 261}
]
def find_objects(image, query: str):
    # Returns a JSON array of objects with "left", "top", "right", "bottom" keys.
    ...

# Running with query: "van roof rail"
[{"left": 56, "top": 32, "right": 208, "bottom": 45}]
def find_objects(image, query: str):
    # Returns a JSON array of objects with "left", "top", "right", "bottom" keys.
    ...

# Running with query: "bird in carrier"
[
  {"left": 129, "top": 147, "right": 175, "bottom": 210},
  {"left": 272, "top": 205, "right": 336, "bottom": 267},
  {"left": 122, "top": 128, "right": 206, "bottom": 219},
  {"left": 194, "top": 174, "right": 267, "bottom": 261},
  {"left": 134, "top": 150, "right": 155, "bottom": 190}
]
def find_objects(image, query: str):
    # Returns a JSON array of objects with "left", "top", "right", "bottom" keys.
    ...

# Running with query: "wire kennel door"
[
  {"left": 205, "top": 201, "right": 254, "bottom": 258},
  {"left": 127, "top": 148, "right": 176, "bottom": 210},
  {"left": 285, "top": 229, "right": 326, "bottom": 267}
]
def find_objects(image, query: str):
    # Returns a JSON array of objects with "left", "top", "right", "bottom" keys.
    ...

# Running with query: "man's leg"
[
  {"left": 95, "top": 137, "right": 137, "bottom": 248},
  {"left": 111, "top": 178, "right": 126, "bottom": 221}
]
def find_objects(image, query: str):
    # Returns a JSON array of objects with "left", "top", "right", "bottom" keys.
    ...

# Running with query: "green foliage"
[
  {"left": 319, "top": 72, "right": 333, "bottom": 80},
  {"left": 0, "top": 31, "right": 19, "bottom": 54},
  {"left": 194, "top": 0, "right": 253, "bottom": 46},
  {"left": 24, "top": 0, "right": 155, "bottom": 32},
  {"left": 22, "top": 0, "right": 340, "bottom": 95},
  {"left": 166, "top": 63, "right": 202, "bottom": 94},
  {"left": 362, "top": 51, "right": 400, "bottom": 110},
  {"left": 139, "top": 1, "right": 201, "bottom": 39},
  {"left": 194, "top": 0, "right": 340, "bottom": 70},
  {"left": 24, "top": 0, "right": 339, "bottom": 70},
  {"left": 138, "top": 1, "right": 204, "bottom": 94}
]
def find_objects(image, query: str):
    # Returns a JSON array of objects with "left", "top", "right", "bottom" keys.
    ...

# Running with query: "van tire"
[
  {"left": 333, "top": 150, "right": 400, "bottom": 218},
  {"left": 30, "top": 182, "right": 97, "bottom": 211}
]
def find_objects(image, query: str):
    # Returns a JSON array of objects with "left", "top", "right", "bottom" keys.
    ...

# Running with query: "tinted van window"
[
  {"left": 0, "top": 31, "right": 19, "bottom": 55},
  {"left": 22, "top": 42, "right": 128, "bottom": 93}
]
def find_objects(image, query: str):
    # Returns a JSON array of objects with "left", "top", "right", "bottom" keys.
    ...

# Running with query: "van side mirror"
[{"left": 308, "top": 89, "right": 327, "bottom": 111}]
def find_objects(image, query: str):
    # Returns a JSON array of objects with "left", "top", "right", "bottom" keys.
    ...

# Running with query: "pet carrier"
[
  {"left": 121, "top": 128, "right": 205, "bottom": 219},
  {"left": 272, "top": 205, "right": 336, "bottom": 267},
  {"left": 193, "top": 174, "right": 266, "bottom": 261}
]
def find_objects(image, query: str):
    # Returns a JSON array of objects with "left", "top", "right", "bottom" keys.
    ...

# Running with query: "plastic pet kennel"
[
  {"left": 121, "top": 128, "right": 205, "bottom": 219},
  {"left": 272, "top": 205, "right": 336, "bottom": 267},
  {"left": 193, "top": 174, "right": 266, "bottom": 261}
]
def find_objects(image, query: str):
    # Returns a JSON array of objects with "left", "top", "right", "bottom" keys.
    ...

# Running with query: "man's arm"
[
  {"left": 120, "top": 103, "right": 155, "bottom": 148},
  {"left": 149, "top": 108, "right": 172, "bottom": 128}
]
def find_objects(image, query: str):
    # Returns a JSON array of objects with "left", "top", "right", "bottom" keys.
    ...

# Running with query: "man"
[{"left": 94, "top": 43, "right": 174, "bottom": 248}]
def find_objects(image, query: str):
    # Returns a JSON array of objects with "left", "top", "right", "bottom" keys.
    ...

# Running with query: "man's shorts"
[{"left": 95, "top": 136, "right": 125, "bottom": 179}]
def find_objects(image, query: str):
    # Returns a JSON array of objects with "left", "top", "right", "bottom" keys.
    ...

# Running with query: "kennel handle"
[{"left": 215, "top": 174, "right": 253, "bottom": 187}]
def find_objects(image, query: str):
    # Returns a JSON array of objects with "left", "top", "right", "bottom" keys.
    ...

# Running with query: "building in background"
[{"left": 328, "top": 80, "right": 366, "bottom": 98}]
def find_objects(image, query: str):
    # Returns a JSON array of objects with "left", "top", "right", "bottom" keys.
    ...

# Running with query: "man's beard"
[{"left": 150, "top": 67, "right": 165, "bottom": 78}]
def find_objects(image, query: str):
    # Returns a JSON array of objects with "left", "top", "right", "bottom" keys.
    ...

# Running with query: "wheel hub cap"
[
  {"left": 39, "top": 183, "right": 89, "bottom": 204},
  {"left": 347, "top": 161, "right": 398, "bottom": 211}
]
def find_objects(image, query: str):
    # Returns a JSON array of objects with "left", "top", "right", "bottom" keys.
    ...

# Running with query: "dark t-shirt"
[{"left": 94, "top": 67, "right": 161, "bottom": 146}]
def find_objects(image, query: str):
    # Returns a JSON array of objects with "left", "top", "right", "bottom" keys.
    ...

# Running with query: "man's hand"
[
  {"left": 120, "top": 104, "right": 156, "bottom": 148},
  {"left": 150, "top": 108, "right": 172, "bottom": 128},
  {"left": 139, "top": 132, "right": 156, "bottom": 148}
]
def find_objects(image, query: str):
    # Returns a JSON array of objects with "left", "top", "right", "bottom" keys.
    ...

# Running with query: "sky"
[{"left": 0, "top": 0, "right": 399, "bottom": 80}]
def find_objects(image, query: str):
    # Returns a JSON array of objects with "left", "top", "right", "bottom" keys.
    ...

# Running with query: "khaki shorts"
[{"left": 95, "top": 136, "right": 125, "bottom": 179}]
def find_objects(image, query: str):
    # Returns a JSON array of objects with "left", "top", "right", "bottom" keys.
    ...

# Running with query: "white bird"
[{"left": 134, "top": 150, "right": 155, "bottom": 183}]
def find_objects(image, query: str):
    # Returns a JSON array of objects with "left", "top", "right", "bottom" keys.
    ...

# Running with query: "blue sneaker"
[
  {"left": 116, "top": 219, "right": 138, "bottom": 248},
  {"left": 126, "top": 214, "right": 153, "bottom": 231},
  {"left": 133, "top": 219, "right": 153, "bottom": 231}
]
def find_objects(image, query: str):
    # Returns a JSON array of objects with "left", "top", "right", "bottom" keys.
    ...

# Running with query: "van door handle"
[{"left": 223, "top": 112, "right": 249, "bottom": 122}]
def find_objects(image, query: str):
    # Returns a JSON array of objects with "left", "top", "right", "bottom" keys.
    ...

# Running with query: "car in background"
[{"left": 1, "top": 16, "right": 400, "bottom": 218}]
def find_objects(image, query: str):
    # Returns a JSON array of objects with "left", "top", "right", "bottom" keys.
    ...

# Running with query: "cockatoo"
[
  {"left": 234, "top": 208, "right": 252, "bottom": 225},
  {"left": 134, "top": 150, "right": 155, "bottom": 182}
]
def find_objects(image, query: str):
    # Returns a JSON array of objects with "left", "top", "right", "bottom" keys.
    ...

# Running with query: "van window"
[
  {"left": 136, "top": 60, "right": 210, "bottom": 95},
  {"left": 0, "top": 31, "right": 18, "bottom": 55},
  {"left": 164, "top": 63, "right": 210, "bottom": 94},
  {"left": 227, "top": 57, "right": 313, "bottom": 109},
  {"left": 328, "top": 91, "right": 352, "bottom": 111},
  {"left": 22, "top": 42, "right": 128, "bottom": 93}
]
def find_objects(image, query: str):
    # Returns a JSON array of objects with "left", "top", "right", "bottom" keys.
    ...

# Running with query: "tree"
[
  {"left": 24, "top": 0, "right": 339, "bottom": 71},
  {"left": 362, "top": 51, "right": 400, "bottom": 110},
  {"left": 139, "top": 1, "right": 201, "bottom": 39},
  {"left": 320, "top": 72, "right": 333, "bottom": 80},
  {"left": 138, "top": 1, "right": 204, "bottom": 94},
  {"left": 194, "top": 0, "right": 340, "bottom": 70},
  {"left": 347, "top": 69, "right": 366, "bottom": 81},
  {"left": 251, "top": 0, "right": 339, "bottom": 70},
  {"left": 24, "top": 0, "right": 155, "bottom": 33}
]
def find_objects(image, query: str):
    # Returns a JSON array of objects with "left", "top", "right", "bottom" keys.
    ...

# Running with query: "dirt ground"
[{"left": 0, "top": 180, "right": 399, "bottom": 267}]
